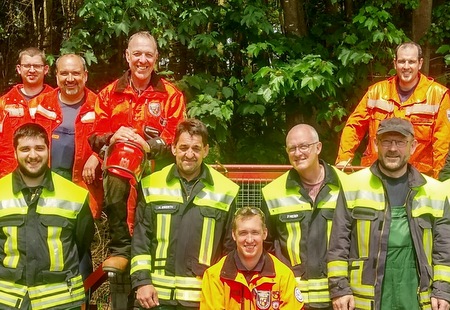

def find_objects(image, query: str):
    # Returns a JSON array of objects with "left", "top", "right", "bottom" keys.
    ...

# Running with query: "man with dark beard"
[
  {"left": 0, "top": 123, "right": 94, "bottom": 309},
  {"left": 328, "top": 118, "right": 450, "bottom": 310}
]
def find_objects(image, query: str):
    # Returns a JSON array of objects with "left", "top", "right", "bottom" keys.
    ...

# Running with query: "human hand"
[
  {"left": 136, "top": 284, "right": 159, "bottom": 309},
  {"left": 110, "top": 126, "right": 150, "bottom": 152},
  {"left": 332, "top": 295, "right": 355, "bottom": 310},
  {"left": 432, "top": 297, "right": 450, "bottom": 310},
  {"left": 82, "top": 155, "right": 99, "bottom": 184},
  {"left": 336, "top": 159, "right": 352, "bottom": 171}
]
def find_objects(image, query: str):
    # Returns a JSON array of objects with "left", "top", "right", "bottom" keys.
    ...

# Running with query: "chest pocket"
[
  {"left": 352, "top": 207, "right": 378, "bottom": 258},
  {"left": 198, "top": 207, "right": 223, "bottom": 266},
  {"left": 40, "top": 215, "right": 74, "bottom": 272},
  {"left": 278, "top": 212, "right": 306, "bottom": 267},
  {"left": 0, "top": 216, "right": 25, "bottom": 269},
  {"left": 152, "top": 205, "right": 178, "bottom": 264}
]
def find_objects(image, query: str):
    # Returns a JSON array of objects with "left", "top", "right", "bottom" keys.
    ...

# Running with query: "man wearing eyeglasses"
[
  {"left": 261, "top": 124, "right": 346, "bottom": 310},
  {"left": 0, "top": 47, "right": 54, "bottom": 179},
  {"left": 328, "top": 117, "right": 450, "bottom": 310},
  {"left": 335, "top": 42, "right": 450, "bottom": 179}
]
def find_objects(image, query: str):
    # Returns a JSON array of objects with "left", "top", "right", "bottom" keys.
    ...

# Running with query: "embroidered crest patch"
[
  {"left": 148, "top": 102, "right": 161, "bottom": 117},
  {"left": 255, "top": 290, "right": 271, "bottom": 310}
]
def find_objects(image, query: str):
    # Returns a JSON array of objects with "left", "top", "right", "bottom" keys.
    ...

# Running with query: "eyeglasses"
[
  {"left": 234, "top": 207, "right": 264, "bottom": 217},
  {"left": 20, "top": 64, "right": 45, "bottom": 70},
  {"left": 379, "top": 139, "right": 409, "bottom": 148},
  {"left": 286, "top": 141, "right": 319, "bottom": 154}
]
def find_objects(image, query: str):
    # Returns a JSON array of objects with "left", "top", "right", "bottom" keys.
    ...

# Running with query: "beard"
[{"left": 19, "top": 163, "right": 48, "bottom": 179}]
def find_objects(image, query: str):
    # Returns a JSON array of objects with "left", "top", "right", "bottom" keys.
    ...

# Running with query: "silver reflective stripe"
[
  {"left": 405, "top": 104, "right": 439, "bottom": 116},
  {"left": 36, "top": 104, "right": 57, "bottom": 120},
  {"left": 266, "top": 195, "right": 310, "bottom": 211},
  {"left": 367, "top": 99, "right": 394, "bottom": 112},
  {"left": 197, "top": 189, "right": 235, "bottom": 206}
]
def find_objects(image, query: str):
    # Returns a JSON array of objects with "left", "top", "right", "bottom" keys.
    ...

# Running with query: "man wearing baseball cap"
[{"left": 328, "top": 117, "right": 450, "bottom": 310}]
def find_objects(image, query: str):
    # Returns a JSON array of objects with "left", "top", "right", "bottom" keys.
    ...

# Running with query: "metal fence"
[{"left": 212, "top": 164, "right": 291, "bottom": 208}]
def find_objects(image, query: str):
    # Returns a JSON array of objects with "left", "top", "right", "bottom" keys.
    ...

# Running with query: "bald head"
[{"left": 286, "top": 124, "right": 319, "bottom": 146}]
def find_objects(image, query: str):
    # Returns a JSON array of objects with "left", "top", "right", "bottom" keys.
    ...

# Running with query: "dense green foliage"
[{"left": 1, "top": 0, "right": 449, "bottom": 164}]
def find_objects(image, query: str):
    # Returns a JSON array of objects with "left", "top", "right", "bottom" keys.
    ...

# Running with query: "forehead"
[
  {"left": 128, "top": 36, "right": 157, "bottom": 53},
  {"left": 20, "top": 55, "right": 44, "bottom": 64},
  {"left": 396, "top": 46, "right": 419, "bottom": 60},
  {"left": 176, "top": 132, "right": 204, "bottom": 147},
  {"left": 286, "top": 127, "right": 313, "bottom": 146},
  {"left": 235, "top": 215, "right": 264, "bottom": 231},
  {"left": 57, "top": 56, "right": 84, "bottom": 71}
]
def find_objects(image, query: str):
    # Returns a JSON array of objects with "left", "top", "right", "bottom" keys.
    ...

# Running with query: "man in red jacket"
[
  {"left": 0, "top": 47, "right": 53, "bottom": 178},
  {"left": 89, "top": 31, "right": 186, "bottom": 272},
  {"left": 30, "top": 53, "right": 104, "bottom": 220}
]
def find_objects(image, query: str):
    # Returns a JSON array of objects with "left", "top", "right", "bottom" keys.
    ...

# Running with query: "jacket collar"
[
  {"left": 166, "top": 162, "right": 214, "bottom": 186},
  {"left": 370, "top": 161, "right": 426, "bottom": 188},
  {"left": 220, "top": 250, "right": 275, "bottom": 281},
  {"left": 12, "top": 168, "right": 54, "bottom": 195},
  {"left": 114, "top": 70, "right": 167, "bottom": 93},
  {"left": 286, "top": 159, "right": 341, "bottom": 189}
]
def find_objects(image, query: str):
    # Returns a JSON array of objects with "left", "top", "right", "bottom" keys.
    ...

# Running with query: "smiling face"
[
  {"left": 125, "top": 34, "right": 158, "bottom": 89},
  {"left": 285, "top": 124, "right": 322, "bottom": 174},
  {"left": 15, "top": 136, "right": 49, "bottom": 180},
  {"left": 375, "top": 132, "right": 417, "bottom": 178},
  {"left": 56, "top": 55, "right": 87, "bottom": 101},
  {"left": 16, "top": 55, "right": 49, "bottom": 88},
  {"left": 394, "top": 44, "right": 423, "bottom": 90},
  {"left": 171, "top": 132, "right": 209, "bottom": 181},
  {"left": 232, "top": 213, "right": 267, "bottom": 269}
]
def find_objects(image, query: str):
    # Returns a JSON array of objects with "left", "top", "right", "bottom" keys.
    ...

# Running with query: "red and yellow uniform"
[
  {"left": 0, "top": 84, "right": 53, "bottom": 178},
  {"left": 200, "top": 251, "right": 304, "bottom": 310},
  {"left": 336, "top": 73, "right": 450, "bottom": 178}
]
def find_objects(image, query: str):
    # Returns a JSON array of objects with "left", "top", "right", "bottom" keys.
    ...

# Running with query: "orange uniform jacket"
[
  {"left": 0, "top": 84, "right": 54, "bottom": 178},
  {"left": 336, "top": 73, "right": 450, "bottom": 178},
  {"left": 89, "top": 71, "right": 186, "bottom": 231},
  {"left": 200, "top": 252, "right": 304, "bottom": 310},
  {"left": 28, "top": 88, "right": 104, "bottom": 219}
]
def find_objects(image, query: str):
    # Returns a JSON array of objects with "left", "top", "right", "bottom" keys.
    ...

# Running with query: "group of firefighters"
[{"left": 0, "top": 30, "right": 449, "bottom": 310}]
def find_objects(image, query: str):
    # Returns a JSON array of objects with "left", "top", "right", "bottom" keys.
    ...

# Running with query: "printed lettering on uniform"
[
  {"left": 272, "top": 291, "right": 280, "bottom": 309},
  {"left": 154, "top": 205, "right": 177, "bottom": 211},
  {"left": 255, "top": 289, "right": 271, "bottom": 310},
  {"left": 5, "top": 105, "right": 24, "bottom": 117},
  {"left": 148, "top": 101, "right": 161, "bottom": 117},
  {"left": 294, "top": 287, "right": 303, "bottom": 302}
]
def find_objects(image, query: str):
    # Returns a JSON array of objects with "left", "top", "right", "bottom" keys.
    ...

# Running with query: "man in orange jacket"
[
  {"left": 336, "top": 42, "right": 450, "bottom": 178},
  {"left": 200, "top": 207, "right": 304, "bottom": 310},
  {"left": 89, "top": 31, "right": 186, "bottom": 273},
  {"left": 0, "top": 47, "right": 53, "bottom": 178}
]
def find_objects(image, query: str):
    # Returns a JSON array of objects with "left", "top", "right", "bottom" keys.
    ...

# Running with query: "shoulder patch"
[{"left": 294, "top": 287, "right": 303, "bottom": 302}]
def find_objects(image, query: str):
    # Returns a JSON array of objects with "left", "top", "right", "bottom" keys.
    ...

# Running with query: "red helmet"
[{"left": 103, "top": 140, "right": 147, "bottom": 181}]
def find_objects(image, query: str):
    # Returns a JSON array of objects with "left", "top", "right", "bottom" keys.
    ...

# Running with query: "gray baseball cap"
[{"left": 377, "top": 117, "right": 414, "bottom": 137}]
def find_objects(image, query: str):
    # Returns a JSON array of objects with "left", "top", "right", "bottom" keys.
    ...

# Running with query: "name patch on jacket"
[{"left": 153, "top": 205, "right": 178, "bottom": 214}]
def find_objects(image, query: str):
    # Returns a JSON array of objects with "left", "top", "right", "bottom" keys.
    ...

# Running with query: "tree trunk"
[{"left": 412, "top": 0, "right": 432, "bottom": 75}]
